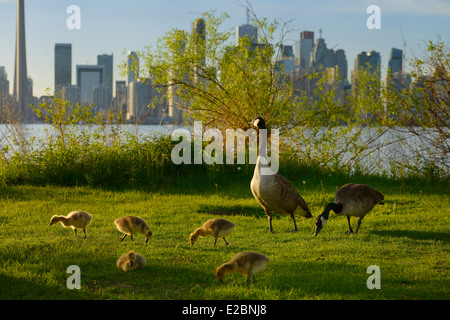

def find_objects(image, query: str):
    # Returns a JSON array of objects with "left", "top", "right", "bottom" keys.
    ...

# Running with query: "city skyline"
[{"left": 0, "top": 0, "right": 449, "bottom": 99}]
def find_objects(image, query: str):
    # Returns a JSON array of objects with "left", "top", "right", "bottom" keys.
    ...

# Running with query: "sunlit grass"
[{"left": 0, "top": 174, "right": 448, "bottom": 300}]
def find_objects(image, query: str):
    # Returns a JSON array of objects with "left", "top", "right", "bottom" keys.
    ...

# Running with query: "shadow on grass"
[
  {"left": 370, "top": 230, "right": 449, "bottom": 243},
  {"left": 195, "top": 204, "right": 266, "bottom": 218}
]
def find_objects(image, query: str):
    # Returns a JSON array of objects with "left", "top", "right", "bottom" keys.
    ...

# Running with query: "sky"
[{"left": 0, "top": 0, "right": 449, "bottom": 98}]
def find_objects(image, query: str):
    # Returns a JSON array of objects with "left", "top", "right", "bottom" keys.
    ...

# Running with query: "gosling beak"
[
  {"left": 218, "top": 278, "right": 223, "bottom": 283},
  {"left": 146, "top": 238, "right": 149, "bottom": 244},
  {"left": 129, "top": 261, "right": 133, "bottom": 267}
]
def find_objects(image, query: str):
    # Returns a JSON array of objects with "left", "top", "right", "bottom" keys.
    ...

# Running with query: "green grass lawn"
[{"left": 0, "top": 174, "right": 448, "bottom": 300}]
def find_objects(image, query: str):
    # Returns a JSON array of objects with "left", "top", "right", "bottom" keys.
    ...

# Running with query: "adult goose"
[
  {"left": 250, "top": 117, "right": 312, "bottom": 233},
  {"left": 314, "top": 183, "right": 384, "bottom": 236}
]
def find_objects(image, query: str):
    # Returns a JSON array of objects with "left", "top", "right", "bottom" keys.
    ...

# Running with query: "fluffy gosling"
[
  {"left": 49, "top": 210, "right": 93, "bottom": 238},
  {"left": 190, "top": 218, "right": 236, "bottom": 247},
  {"left": 215, "top": 251, "right": 269, "bottom": 284},
  {"left": 114, "top": 215, "right": 153, "bottom": 243},
  {"left": 117, "top": 251, "right": 147, "bottom": 272}
]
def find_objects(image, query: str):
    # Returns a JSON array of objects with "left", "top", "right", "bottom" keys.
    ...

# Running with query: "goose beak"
[{"left": 314, "top": 226, "right": 321, "bottom": 237}]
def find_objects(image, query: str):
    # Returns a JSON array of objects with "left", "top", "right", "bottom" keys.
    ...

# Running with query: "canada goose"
[
  {"left": 49, "top": 210, "right": 93, "bottom": 238},
  {"left": 190, "top": 218, "right": 236, "bottom": 247},
  {"left": 250, "top": 117, "right": 312, "bottom": 233},
  {"left": 314, "top": 183, "right": 385, "bottom": 236},
  {"left": 117, "top": 251, "right": 147, "bottom": 272},
  {"left": 215, "top": 251, "right": 269, "bottom": 284},
  {"left": 114, "top": 216, "right": 153, "bottom": 243}
]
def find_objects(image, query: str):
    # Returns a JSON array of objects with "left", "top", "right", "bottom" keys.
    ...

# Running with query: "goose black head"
[
  {"left": 314, "top": 214, "right": 328, "bottom": 236},
  {"left": 252, "top": 117, "right": 266, "bottom": 130},
  {"left": 314, "top": 203, "right": 333, "bottom": 236}
]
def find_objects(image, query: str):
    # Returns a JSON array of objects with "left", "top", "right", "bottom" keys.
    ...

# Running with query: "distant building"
[
  {"left": 0, "top": 66, "right": 10, "bottom": 97},
  {"left": 76, "top": 65, "right": 105, "bottom": 106},
  {"left": 127, "top": 79, "right": 151, "bottom": 123},
  {"left": 388, "top": 48, "right": 403, "bottom": 74},
  {"left": 353, "top": 50, "right": 381, "bottom": 78},
  {"left": 193, "top": 18, "right": 206, "bottom": 83},
  {"left": 115, "top": 80, "right": 127, "bottom": 115},
  {"left": 93, "top": 84, "right": 112, "bottom": 114},
  {"left": 310, "top": 36, "right": 335, "bottom": 70},
  {"left": 334, "top": 49, "right": 348, "bottom": 82},
  {"left": 54, "top": 43, "right": 72, "bottom": 94},
  {"left": 294, "top": 31, "right": 314, "bottom": 68},
  {"left": 236, "top": 24, "right": 258, "bottom": 45},
  {"left": 127, "top": 51, "right": 139, "bottom": 86},
  {"left": 61, "top": 84, "right": 80, "bottom": 106},
  {"left": 97, "top": 54, "right": 113, "bottom": 100}
]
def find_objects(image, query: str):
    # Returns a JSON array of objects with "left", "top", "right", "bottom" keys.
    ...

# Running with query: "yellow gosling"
[
  {"left": 190, "top": 218, "right": 236, "bottom": 247},
  {"left": 49, "top": 210, "right": 93, "bottom": 238},
  {"left": 117, "top": 251, "right": 147, "bottom": 272},
  {"left": 215, "top": 251, "right": 270, "bottom": 284},
  {"left": 114, "top": 216, "right": 153, "bottom": 243}
]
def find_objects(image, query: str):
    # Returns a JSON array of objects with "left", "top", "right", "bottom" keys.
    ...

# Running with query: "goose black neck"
[{"left": 321, "top": 202, "right": 343, "bottom": 219}]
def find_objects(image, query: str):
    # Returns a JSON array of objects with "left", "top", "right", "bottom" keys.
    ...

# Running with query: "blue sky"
[{"left": 0, "top": 0, "right": 449, "bottom": 98}]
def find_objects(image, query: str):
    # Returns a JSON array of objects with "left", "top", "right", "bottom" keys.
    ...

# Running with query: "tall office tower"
[
  {"left": 193, "top": 18, "right": 206, "bottom": 83},
  {"left": 310, "top": 36, "right": 335, "bottom": 70},
  {"left": 351, "top": 51, "right": 381, "bottom": 98},
  {"left": 13, "top": 0, "right": 29, "bottom": 117},
  {"left": 334, "top": 49, "right": 348, "bottom": 81},
  {"left": 127, "top": 79, "right": 151, "bottom": 123},
  {"left": 115, "top": 80, "right": 127, "bottom": 114},
  {"left": 54, "top": 44, "right": 72, "bottom": 94},
  {"left": 76, "top": 65, "right": 105, "bottom": 106},
  {"left": 93, "top": 84, "right": 112, "bottom": 114},
  {"left": 97, "top": 54, "right": 113, "bottom": 96},
  {"left": 353, "top": 50, "right": 381, "bottom": 78},
  {"left": 388, "top": 48, "right": 403, "bottom": 74},
  {"left": 127, "top": 51, "right": 139, "bottom": 86},
  {"left": 236, "top": 23, "right": 258, "bottom": 45},
  {"left": 0, "top": 67, "right": 10, "bottom": 97},
  {"left": 296, "top": 31, "right": 314, "bottom": 68},
  {"left": 61, "top": 84, "right": 80, "bottom": 105}
]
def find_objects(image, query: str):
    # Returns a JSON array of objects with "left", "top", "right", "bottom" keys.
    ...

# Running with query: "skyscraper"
[
  {"left": 334, "top": 49, "right": 348, "bottom": 81},
  {"left": 127, "top": 51, "right": 139, "bottom": 86},
  {"left": 297, "top": 31, "right": 314, "bottom": 68},
  {"left": 353, "top": 50, "right": 381, "bottom": 79},
  {"left": 192, "top": 18, "right": 206, "bottom": 83},
  {"left": 76, "top": 65, "right": 105, "bottom": 106},
  {"left": 54, "top": 43, "right": 72, "bottom": 94},
  {"left": 0, "top": 67, "right": 10, "bottom": 98},
  {"left": 310, "top": 37, "right": 335, "bottom": 70},
  {"left": 97, "top": 54, "right": 113, "bottom": 96},
  {"left": 13, "top": 0, "right": 29, "bottom": 117},
  {"left": 388, "top": 48, "right": 403, "bottom": 74},
  {"left": 127, "top": 79, "right": 151, "bottom": 123}
]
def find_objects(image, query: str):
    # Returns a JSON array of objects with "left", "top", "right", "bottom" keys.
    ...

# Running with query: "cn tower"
[{"left": 13, "top": 0, "right": 28, "bottom": 118}]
